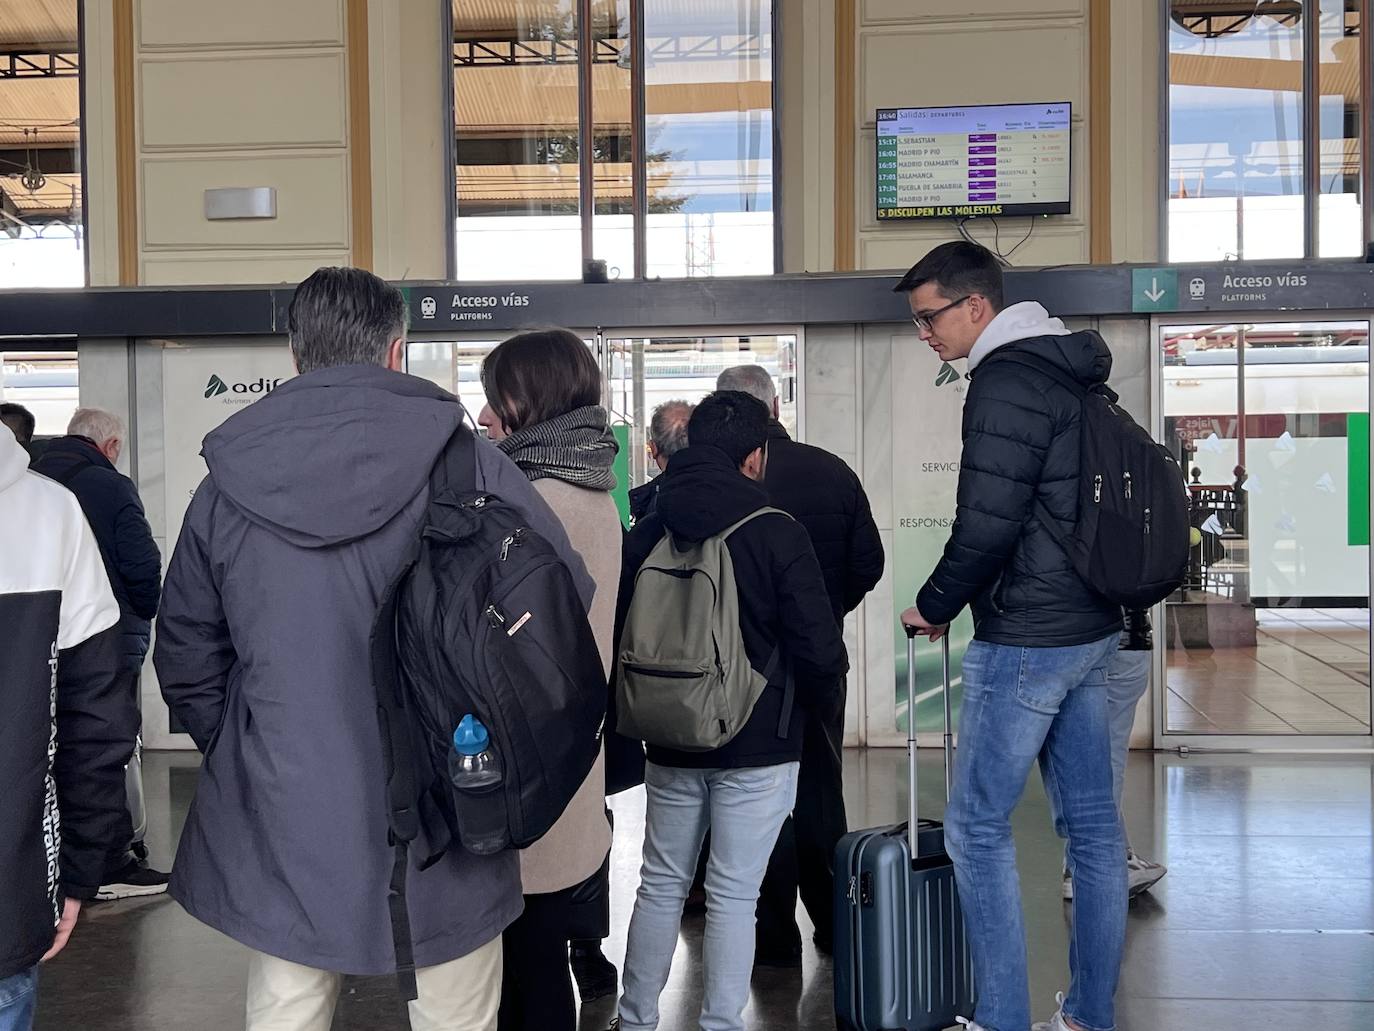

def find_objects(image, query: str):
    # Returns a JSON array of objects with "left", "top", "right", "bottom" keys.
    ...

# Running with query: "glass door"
[
  {"left": 1156, "top": 316, "right": 1372, "bottom": 745},
  {"left": 601, "top": 330, "right": 799, "bottom": 504}
]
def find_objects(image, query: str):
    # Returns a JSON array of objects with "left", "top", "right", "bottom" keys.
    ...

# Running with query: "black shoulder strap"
[
  {"left": 430, "top": 419, "right": 479, "bottom": 496},
  {"left": 982, "top": 351, "right": 1095, "bottom": 552},
  {"left": 370, "top": 564, "right": 421, "bottom": 1002},
  {"left": 985, "top": 349, "right": 1120, "bottom": 404},
  {"left": 760, "top": 647, "right": 795, "bottom": 739}
]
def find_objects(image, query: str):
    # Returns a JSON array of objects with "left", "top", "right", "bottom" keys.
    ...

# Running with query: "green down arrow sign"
[{"left": 1132, "top": 268, "right": 1179, "bottom": 312}]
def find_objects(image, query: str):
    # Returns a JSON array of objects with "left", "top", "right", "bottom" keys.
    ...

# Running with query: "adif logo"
[
  {"left": 934, "top": 362, "right": 961, "bottom": 387},
  {"left": 204, "top": 373, "right": 283, "bottom": 401}
]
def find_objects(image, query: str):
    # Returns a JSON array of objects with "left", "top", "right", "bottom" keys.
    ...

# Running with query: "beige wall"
[
  {"left": 81, "top": 0, "right": 447, "bottom": 287},
  {"left": 781, "top": 0, "right": 1161, "bottom": 274},
  {"left": 81, "top": 2, "right": 1158, "bottom": 285}
]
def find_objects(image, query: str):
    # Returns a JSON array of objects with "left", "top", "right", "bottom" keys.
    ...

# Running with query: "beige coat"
[{"left": 518, "top": 478, "right": 619, "bottom": 895}]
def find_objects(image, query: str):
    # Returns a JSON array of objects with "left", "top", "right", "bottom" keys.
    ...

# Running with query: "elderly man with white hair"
[{"left": 32, "top": 407, "right": 166, "bottom": 901}]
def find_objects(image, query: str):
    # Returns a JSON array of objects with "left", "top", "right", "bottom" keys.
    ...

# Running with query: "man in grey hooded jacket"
[{"left": 155, "top": 267, "right": 593, "bottom": 1031}]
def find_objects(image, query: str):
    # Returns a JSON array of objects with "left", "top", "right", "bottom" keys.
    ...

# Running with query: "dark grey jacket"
[
  {"left": 154, "top": 365, "right": 593, "bottom": 974},
  {"left": 915, "top": 331, "right": 1123, "bottom": 648}
]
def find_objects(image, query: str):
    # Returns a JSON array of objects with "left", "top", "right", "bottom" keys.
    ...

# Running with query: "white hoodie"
[{"left": 966, "top": 301, "right": 1071, "bottom": 371}]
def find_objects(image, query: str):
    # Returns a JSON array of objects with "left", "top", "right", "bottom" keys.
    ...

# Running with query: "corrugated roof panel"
[{"left": 0, "top": 0, "right": 78, "bottom": 48}]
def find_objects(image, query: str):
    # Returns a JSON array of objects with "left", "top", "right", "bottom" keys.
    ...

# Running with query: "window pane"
[
  {"left": 1168, "top": 3, "right": 1306, "bottom": 261},
  {"left": 1162, "top": 321, "right": 1371, "bottom": 736},
  {"left": 453, "top": 0, "right": 583, "bottom": 281},
  {"left": 1319, "top": 0, "right": 1361, "bottom": 257},
  {"left": 0, "top": 2, "right": 83, "bottom": 286},
  {"left": 643, "top": 0, "right": 774, "bottom": 277},
  {"left": 592, "top": 0, "right": 634, "bottom": 278}
]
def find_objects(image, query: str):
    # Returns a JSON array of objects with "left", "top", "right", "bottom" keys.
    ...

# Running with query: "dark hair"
[
  {"left": 893, "top": 240, "right": 1005, "bottom": 311},
  {"left": 0, "top": 402, "right": 35, "bottom": 444},
  {"left": 287, "top": 267, "right": 408, "bottom": 374},
  {"left": 481, "top": 329, "right": 603, "bottom": 433},
  {"left": 688, "top": 390, "right": 769, "bottom": 467}
]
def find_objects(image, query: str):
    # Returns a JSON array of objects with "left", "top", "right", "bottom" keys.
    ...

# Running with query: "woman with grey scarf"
[{"left": 478, "top": 329, "right": 621, "bottom": 1031}]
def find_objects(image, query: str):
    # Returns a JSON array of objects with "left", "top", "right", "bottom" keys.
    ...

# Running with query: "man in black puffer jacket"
[
  {"left": 32, "top": 408, "right": 166, "bottom": 902},
  {"left": 897, "top": 242, "right": 1126, "bottom": 1031},
  {"left": 716, "top": 363, "right": 883, "bottom": 963}
]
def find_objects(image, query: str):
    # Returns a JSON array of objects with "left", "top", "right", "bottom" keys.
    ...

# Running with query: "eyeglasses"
[{"left": 912, "top": 295, "right": 971, "bottom": 333}]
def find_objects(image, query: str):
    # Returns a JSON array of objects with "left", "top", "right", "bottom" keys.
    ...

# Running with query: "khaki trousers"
[{"left": 245, "top": 936, "right": 502, "bottom": 1031}]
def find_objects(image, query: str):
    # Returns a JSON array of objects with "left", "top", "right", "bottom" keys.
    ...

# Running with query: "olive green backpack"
[{"left": 615, "top": 508, "right": 793, "bottom": 752}]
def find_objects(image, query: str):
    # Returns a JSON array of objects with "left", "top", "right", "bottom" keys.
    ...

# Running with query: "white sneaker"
[
  {"left": 955, "top": 1017, "right": 989, "bottom": 1031},
  {"left": 1127, "top": 850, "right": 1167, "bottom": 898},
  {"left": 1060, "top": 868, "right": 1074, "bottom": 900},
  {"left": 1031, "top": 992, "right": 1072, "bottom": 1031}
]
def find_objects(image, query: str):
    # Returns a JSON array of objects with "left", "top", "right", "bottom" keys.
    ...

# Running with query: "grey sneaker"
[
  {"left": 1031, "top": 992, "right": 1072, "bottom": 1031},
  {"left": 1127, "top": 850, "right": 1167, "bottom": 898}
]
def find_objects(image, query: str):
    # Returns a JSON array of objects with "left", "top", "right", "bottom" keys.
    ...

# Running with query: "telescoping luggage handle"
[{"left": 903, "top": 625, "right": 955, "bottom": 858}]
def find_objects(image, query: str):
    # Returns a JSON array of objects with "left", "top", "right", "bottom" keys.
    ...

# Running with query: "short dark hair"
[
  {"left": 893, "top": 241, "right": 1005, "bottom": 310},
  {"left": 688, "top": 390, "right": 769, "bottom": 467},
  {"left": 1, "top": 402, "right": 35, "bottom": 445},
  {"left": 481, "top": 328, "right": 603, "bottom": 433},
  {"left": 287, "top": 267, "right": 408, "bottom": 374}
]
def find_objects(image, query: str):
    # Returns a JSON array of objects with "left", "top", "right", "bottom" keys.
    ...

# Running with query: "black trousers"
[
  {"left": 498, "top": 886, "right": 578, "bottom": 1031},
  {"left": 756, "top": 699, "right": 848, "bottom": 952},
  {"left": 105, "top": 668, "right": 142, "bottom": 875}
]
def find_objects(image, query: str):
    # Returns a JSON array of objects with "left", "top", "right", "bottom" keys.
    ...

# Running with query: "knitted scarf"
[{"left": 495, "top": 405, "right": 619, "bottom": 491}]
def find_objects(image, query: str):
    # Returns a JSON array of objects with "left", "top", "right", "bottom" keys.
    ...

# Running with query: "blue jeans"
[
  {"left": 1104, "top": 648, "right": 1150, "bottom": 812},
  {"left": 945, "top": 635, "right": 1126, "bottom": 1031},
  {"left": 618, "top": 761, "right": 800, "bottom": 1031},
  {"left": 0, "top": 968, "right": 36, "bottom": 1031},
  {"left": 1050, "top": 644, "right": 1151, "bottom": 856}
]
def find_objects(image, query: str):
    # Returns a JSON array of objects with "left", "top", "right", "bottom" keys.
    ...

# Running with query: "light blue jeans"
[
  {"left": 618, "top": 761, "right": 800, "bottom": 1031},
  {"left": 1103, "top": 648, "right": 1151, "bottom": 812},
  {"left": 945, "top": 635, "right": 1126, "bottom": 1031},
  {"left": 0, "top": 968, "right": 36, "bottom": 1031},
  {"left": 1050, "top": 644, "right": 1151, "bottom": 855}
]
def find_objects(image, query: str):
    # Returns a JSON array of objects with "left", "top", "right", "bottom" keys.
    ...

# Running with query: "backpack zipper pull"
[
  {"left": 485, "top": 604, "right": 506, "bottom": 629},
  {"left": 499, "top": 528, "right": 526, "bottom": 561},
  {"left": 1123, "top": 472, "right": 1133, "bottom": 500},
  {"left": 1144, "top": 508, "right": 1152, "bottom": 534},
  {"left": 1093, "top": 474, "right": 1103, "bottom": 503}
]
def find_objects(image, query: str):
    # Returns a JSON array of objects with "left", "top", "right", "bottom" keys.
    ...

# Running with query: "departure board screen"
[{"left": 876, "top": 103, "right": 1072, "bottom": 220}]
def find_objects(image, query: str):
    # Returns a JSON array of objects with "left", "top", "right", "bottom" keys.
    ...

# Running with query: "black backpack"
[
  {"left": 369, "top": 424, "right": 606, "bottom": 1000},
  {"left": 989, "top": 350, "right": 1191, "bottom": 609}
]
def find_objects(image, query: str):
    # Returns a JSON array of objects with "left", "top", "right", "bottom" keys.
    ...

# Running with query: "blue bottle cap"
[{"left": 453, "top": 714, "right": 490, "bottom": 756}]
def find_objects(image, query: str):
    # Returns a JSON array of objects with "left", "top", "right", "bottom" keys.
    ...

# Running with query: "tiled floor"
[
  {"left": 32, "top": 749, "right": 1374, "bottom": 1030},
  {"left": 1167, "top": 607, "right": 1372, "bottom": 735}
]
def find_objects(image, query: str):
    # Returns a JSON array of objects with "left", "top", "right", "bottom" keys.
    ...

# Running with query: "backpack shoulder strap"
[
  {"left": 430, "top": 419, "right": 479, "bottom": 497},
  {"left": 984, "top": 349, "right": 1120, "bottom": 404},
  {"left": 980, "top": 353, "right": 1089, "bottom": 551},
  {"left": 720, "top": 506, "right": 791, "bottom": 539},
  {"left": 369, "top": 566, "right": 421, "bottom": 1002},
  {"left": 718, "top": 507, "right": 797, "bottom": 738}
]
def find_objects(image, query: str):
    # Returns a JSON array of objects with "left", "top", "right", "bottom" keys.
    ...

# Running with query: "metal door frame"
[{"left": 1149, "top": 309, "right": 1374, "bottom": 753}]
